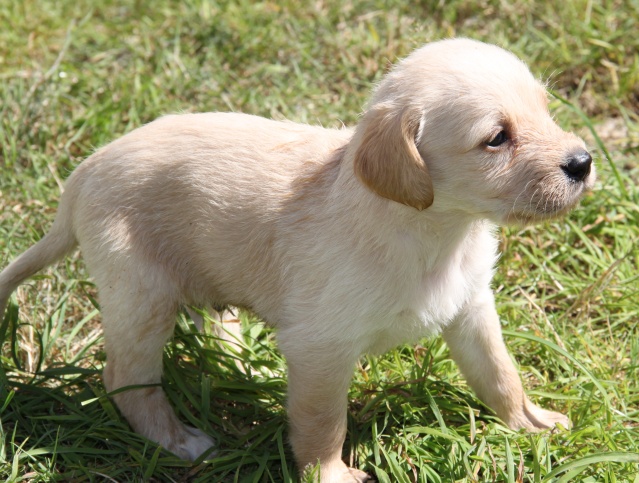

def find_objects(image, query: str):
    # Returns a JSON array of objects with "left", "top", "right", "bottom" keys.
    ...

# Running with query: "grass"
[{"left": 1, "top": 0, "right": 638, "bottom": 481}]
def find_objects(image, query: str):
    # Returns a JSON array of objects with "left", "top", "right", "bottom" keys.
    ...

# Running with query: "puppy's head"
[{"left": 353, "top": 38, "right": 595, "bottom": 224}]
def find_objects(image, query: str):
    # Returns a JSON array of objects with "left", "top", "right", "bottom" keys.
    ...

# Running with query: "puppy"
[{"left": 0, "top": 38, "right": 594, "bottom": 482}]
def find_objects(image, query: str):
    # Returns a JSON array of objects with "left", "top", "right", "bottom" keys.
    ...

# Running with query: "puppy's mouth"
[
  {"left": 505, "top": 173, "right": 595, "bottom": 225},
  {"left": 505, "top": 204, "right": 576, "bottom": 225},
  {"left": 504, "top": 175, "right": 594, "bottom": 226}
]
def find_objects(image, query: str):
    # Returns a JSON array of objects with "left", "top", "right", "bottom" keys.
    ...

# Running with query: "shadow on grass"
[{"left": 0, "top": 307, "right": 296, "bottom": 481}]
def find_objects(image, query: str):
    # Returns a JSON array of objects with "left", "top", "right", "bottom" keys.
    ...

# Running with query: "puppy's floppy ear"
[{"left": 353, "top": 105, "right": 434, "bottom": 210}]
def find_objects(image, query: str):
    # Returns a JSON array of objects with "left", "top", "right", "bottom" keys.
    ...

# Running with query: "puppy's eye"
[{"left": 486, "top": 130, "right": 508, "bottom": 148}]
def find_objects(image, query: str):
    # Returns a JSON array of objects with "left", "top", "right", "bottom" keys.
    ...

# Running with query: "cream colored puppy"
[{"left": 0, "top": 38, "right": 594, "bottom": 481}]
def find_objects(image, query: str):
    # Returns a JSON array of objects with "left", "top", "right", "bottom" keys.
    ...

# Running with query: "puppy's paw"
[
  {"left": 172, "top": 425, "right": 216, "bottom": 461},
  {"left": 345, "top": 467, "right": 372, "bottom": 482},
  {"left": 508, "top": 398, "right": 571, "bottom": 431},
  {"left": 325, "top": 465, "right": 371, "bottom": 483},
  {"left": 523, "top": 402, "right": 571, "bottom": 430},
  {"left": 304, "top": 461, "right": 371, "bottom": 483}
]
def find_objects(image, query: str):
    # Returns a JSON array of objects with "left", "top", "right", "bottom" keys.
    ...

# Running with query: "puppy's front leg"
[
  {"left": 283, "top": 341, "right": 369, "bottom": 483},
  {"left": 442, "top": 289, "right": 570, "bottom": 430}
]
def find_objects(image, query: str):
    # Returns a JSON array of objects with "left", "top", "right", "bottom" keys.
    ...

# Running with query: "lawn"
[{"left": 1, "top": 0, "right": 638, "bottom": 481}]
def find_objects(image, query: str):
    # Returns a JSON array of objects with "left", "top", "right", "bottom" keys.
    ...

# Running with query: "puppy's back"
[{"left": 67, "top": 113, "right": 351, "bottom": 310}]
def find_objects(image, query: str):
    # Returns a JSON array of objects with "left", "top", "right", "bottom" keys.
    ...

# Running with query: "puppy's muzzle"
[{"left": 561, "top": 150, "right": 592, "bottom": 183}]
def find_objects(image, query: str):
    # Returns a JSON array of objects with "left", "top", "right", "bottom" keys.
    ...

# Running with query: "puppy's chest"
[
  {"left": 371, "top": 239, "right": 493, "bottom": 352},
  {"left": 413, "top": 259, "right": 474, "bottom": 324},
  {"left": 408, "top": 225, "right": 496, "bottom": 329},
  {"left": 366, "top": 256, "right": 481, "bottom": 354}
]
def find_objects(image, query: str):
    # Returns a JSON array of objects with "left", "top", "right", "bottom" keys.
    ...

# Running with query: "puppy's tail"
[{"left": 0, "top": 188, "right": 78, "bottom": 318}]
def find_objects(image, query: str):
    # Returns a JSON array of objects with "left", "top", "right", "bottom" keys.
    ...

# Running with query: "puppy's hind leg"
[
  {"left": 442, "top": 289, "right": 571, "bottom": 430},
  {"left": 98, "top": 262, "right": 214, "bottom": 461}
]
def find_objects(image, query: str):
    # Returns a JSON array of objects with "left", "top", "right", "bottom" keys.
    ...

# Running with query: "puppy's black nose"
[{"left": 561, "top": 150, "right": 592, "bottom": 182}]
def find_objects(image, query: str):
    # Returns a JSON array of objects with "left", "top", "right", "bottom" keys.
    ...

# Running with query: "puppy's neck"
[{"left": 326, "top": 163, "right": 488, "bottom": 267}]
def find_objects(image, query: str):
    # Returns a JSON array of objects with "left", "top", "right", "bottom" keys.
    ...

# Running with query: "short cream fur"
[{"left": 0, "top": 39, "right": 595, "bottom": 482}]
